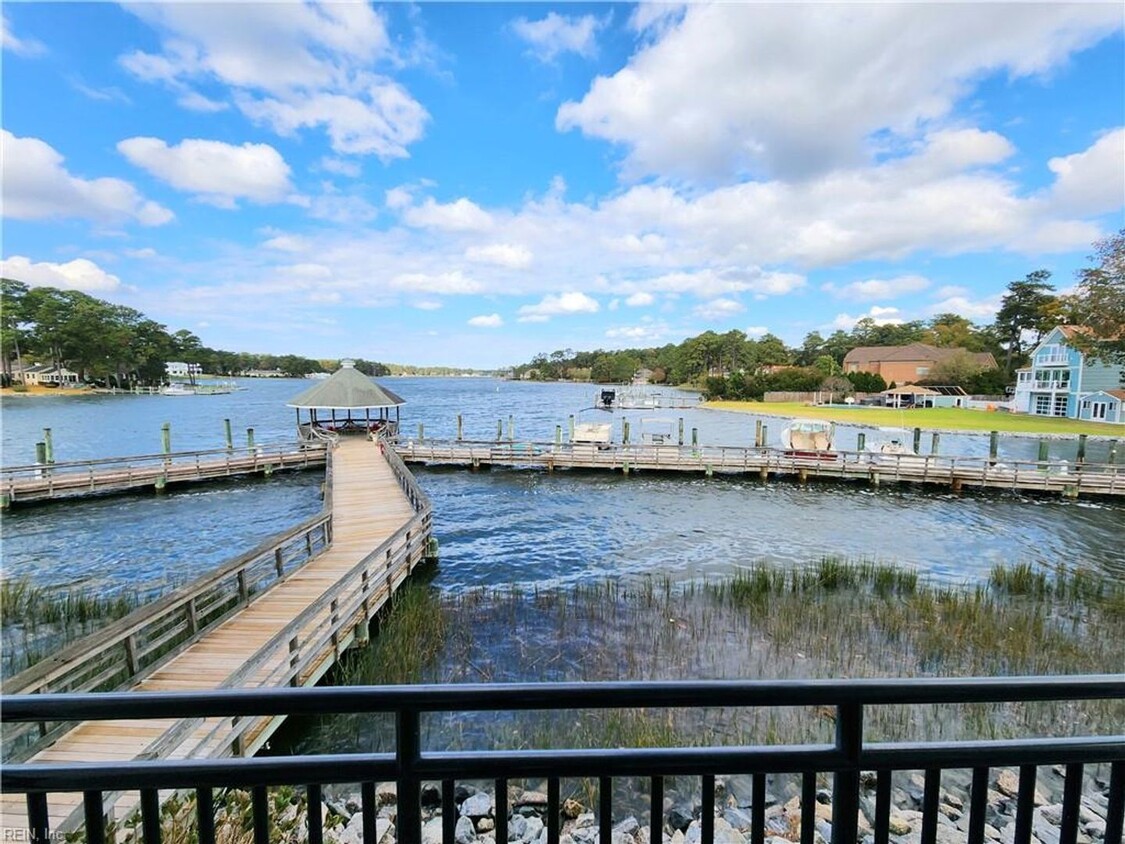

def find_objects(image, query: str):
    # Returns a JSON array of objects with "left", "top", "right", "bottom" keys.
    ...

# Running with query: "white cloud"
[
  {"left": 825, "top": 274, "right": 930, "bottom": 301},
  {"left": 0, "top": 256, "right": 122, "bottom": 292},
  {"left": 320, "top": 157, "right": 361, "bottom": 177},
  {"left": 307, "top": 190, "right": 378, "bottom": 224},
  {"left": 404, "top": 197, "right": 493, "bottom": 231},
  {"left": 638, "top": 267, "right": 805, "bottom": 299},
  {"left": 177, "top": 91, "right": 228, "bottom": 113},
  {"left": 832, "top": 306, "right": 904, "bottom": 331},
  {"left": 263, "top": 234, "right": 310, "bottom": 252},
  {"left": 465, "top": 243, "right": 533, "bottom": 269},
  {"left": 745, "top": 326, "right": 769, "bottom": 338},
  {"left": 518, "top": 292, "right": 600, "bottom": 322},
  {"left": 123, "top": 248, "right": 157, "bottom": 259},
  {"left": 385, "top": 186, "right": 414, "bottom": 209},
  {"left": 694, "top": 298, "right": 745, "bottom": 320},
  {"left": 2, "top": 131, "right": 173, "bottom": 226},
  {"left": 389, "top": 270, "right": 481, "bottom": 295},
  {"left": 512, "top": 12, "right": 601, "bottom": 62},
  {"left": 413, "top": 300, "right": 443, "bottom": 311},
  {"left": 927, "top": 294, "right": 1002, "bottom": 321},
  {"left": 1048, "top": 128, "right": 1125, "bottom": 215},
  {"left": 605, "top": 321, "right": 670, "bottom": 343},
  {"left": 118, "top": 137, "right": 293, "bottom": 208},
  {"left": 119, "top": 3, "right": 429, "bottom": 159},
  {"left": 625, "top": 292, "right": 654, "bottom": 307},
  {"left": 558, "top": 4, "right": 1120, "bottom": 181},
  {"left": 468, "top": 313, "right": 504, "bottom": 328},
  {"left": 2, "top": 14, "right": 45, "bottom": 57},
  {"left": 70, "top": 78, "right": 131, "bottom": 104}
]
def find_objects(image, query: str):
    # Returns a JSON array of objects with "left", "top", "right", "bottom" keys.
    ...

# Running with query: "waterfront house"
[
  {"left": 843, "top": 343, "right": 997, "bottom": 384},
  {"left": 19, "top": 363, "right": 80, "bottom": 387},
  {"left": 1011, "top": 326, "right": 1125, "bottom": 422}
]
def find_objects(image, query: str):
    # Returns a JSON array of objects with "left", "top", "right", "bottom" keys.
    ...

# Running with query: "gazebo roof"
[
  {"left": 287, "top": 361, "right": 405, "bottom": 409},
  {"left": 881, "top": 385, "right": 938, "bottom": 395}
]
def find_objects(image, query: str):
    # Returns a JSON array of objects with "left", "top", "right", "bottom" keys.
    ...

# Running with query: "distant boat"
[{"left": 160, "top": 383, "right": 195, "bottom": 396}]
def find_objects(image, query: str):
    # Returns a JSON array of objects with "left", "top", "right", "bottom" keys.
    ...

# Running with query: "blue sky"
[{"left": 2, "top": 2, "right": 1123, "bottom": 369}]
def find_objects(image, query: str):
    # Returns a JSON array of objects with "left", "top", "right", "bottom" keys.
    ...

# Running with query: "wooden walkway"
[
  {"left": 1, "top": 442, "right": 328, "bottom": 507},
  {"left": 396, "top": 439, "right": 1125, "bottom": 498},
  {"left": 1, "top": 437, "right": 430, "bottom": 832}
]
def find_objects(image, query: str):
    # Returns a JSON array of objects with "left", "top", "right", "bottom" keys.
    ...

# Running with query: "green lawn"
[{"left": 705, "top": 401, "right": 1124, "bottom": 436}]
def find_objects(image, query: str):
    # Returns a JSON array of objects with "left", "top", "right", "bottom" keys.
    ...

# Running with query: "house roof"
[
  {"left": 287, "top": 361, "right": 405, "bottom": 409},
  {"left": 843, "top": 343, "right": 997, "bottom": 369}
]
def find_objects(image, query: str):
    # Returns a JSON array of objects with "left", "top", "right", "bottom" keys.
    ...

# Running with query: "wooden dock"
[
  {"left": 1, "top": 437, "right": 431, "bottom": 832},
  {"left": 396, "top": 439, "right": 1125, "bottom": 498},
  {"left": 0, "top": 442, "right": 328, "bottom": 506}
]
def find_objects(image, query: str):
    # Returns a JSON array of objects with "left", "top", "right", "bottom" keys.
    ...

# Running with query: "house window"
[
  {"left": 1053, "top": 395, "right": 1068, "bottom": 417},
  {"left": 1018, "top": 371, "right": 1031, "bottom": 382},
  {"left": 1035, "top": 395, "right": 1051, "bottom": 415},
  {"left": 1092, "top": 402, "right": 1108, "bottom": 420}
]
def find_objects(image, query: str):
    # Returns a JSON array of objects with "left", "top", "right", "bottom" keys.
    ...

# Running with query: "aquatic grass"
[{"left": 293, "top": 561, "right": 1125, "bottom": 759}]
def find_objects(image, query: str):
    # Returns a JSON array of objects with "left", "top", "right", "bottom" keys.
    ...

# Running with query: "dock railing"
[
  {"left": 1, "top": 440, "right": 329, "bottom": 504},
  {"left": 1, "top": 453, "right": 336, "bottom": 762},
  {"left": 395, "top": 440, "right": 1124, "bottom": 496},
  {"left": 2, "top": 676, "right": 1122, "bottom": 844}
]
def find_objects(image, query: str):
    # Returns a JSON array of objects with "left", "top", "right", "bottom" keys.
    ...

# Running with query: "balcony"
[
  {"left": 1032, "top": 380, "right": 1070, "bottom": 391},
  {"left": 1036, "top": 354, "right": 1071, "bottom": 366},
  {"left": 2, "top": 678, "right": 1123, "bottom": 844}
]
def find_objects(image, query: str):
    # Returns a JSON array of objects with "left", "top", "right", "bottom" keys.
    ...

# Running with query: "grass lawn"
[{"left": 705, "top": 400, "right": 1124, "bottom": 436}]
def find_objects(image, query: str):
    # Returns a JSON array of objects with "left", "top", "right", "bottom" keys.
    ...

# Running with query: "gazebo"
[
  {"left": 287, "top": 360, "right": 405, "bottom": 441},
  {"left": 880, "top": 384, "right": 937, "bottom": 409}
]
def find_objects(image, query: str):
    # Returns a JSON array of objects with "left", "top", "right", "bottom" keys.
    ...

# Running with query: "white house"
[
  {"left": 1012, "top": 326, "right": 1124, "bottom": 423},
  {"left": 20, "top": 364, "right": 80, "bottom": 386}
]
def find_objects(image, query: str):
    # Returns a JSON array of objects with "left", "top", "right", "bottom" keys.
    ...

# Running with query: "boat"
[
  {"left": 160, "top": 383, "right": 195, "bottom": 396},
  {"left": 639, "top": 417, "right": 678, "bottom": 446},
  {"left": 779, "top": 419, "right": 835, "bottom": 453}
]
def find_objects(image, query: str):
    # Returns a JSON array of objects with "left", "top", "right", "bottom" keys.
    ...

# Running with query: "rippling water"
[{"left": 2, "top": 377, "right": 1122, "bottom": 599}]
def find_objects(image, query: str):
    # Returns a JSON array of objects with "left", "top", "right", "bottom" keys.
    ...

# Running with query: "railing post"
[
  {"left": 124, "top": 634, "right": 140, "bottom": 676},
  {"left": 288, "top": 636, "right": 301, "bottom": 686},
  {"left": 238, "top": 569, "right": 249, "bottom": 604},
  {"left": 831, "top": 702, "right": 863, "bottom": 844},
  {"left": 185, "top": 597, "right": 199, "bottom": 635},
  {"left": 397, "top": 708, "right": 422, "bottom": 844},
  {"left": 275, "top": 548, "right": 284, "bottom": 578}
]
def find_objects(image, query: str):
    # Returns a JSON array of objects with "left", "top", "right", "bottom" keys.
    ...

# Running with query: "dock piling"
[
  {"left": 224, "top": 418, "right": 233, "bottom": 450},
  {"left": 912, "top": 427, "right": 921, "bottom": 455},
  {"left": 760, "top": 425, "right": 767, "bottom": 447},
  {"left": 1038, "top": 440, "right": 1049, "bottom": 470},
  {"left": 931, "top": 432, "right": 940, "bottom": 455},
  {"left": 755, "top": 420, "right": 763, "bottom": 448},
  {"left": 1108, "top": 440, "right": 1118, "bottom": 464},
  {"left": 569, "top": 415, "right": 575, "bottom": 442},
  {"left": 43, "top": 428, "right": 54, "bottom": 464},
  {"left": 1077, "top": 434, "right": 1087, "bottom": 465},
  {"left": 857, "top": 433, "right": 866, "bottom": 452},
  {"left": 161, "top": 422, "right": 172, "bottom": 456},
  {"left": 678, "top": 418, "right": 684, "bottom": 446},
  {"left": 508, "top": 414, "right": 514, "bottom": 442},
  {"left": 555, "top": 425, "right": 562, "bottom": 447},
  {"left": 623, "top": 420, "right": 630, "bottom": 445},
  {"left": 247, "top": 427, "right": 256, "bottom": 452},
  {"left": 417, "top": 423, "right": 424, "bottom": 443},
  {"left": 989, "top": 431, "right": 999, "bottom": 465},
  {"left": 456, "top": 415, "right": 463, "bottom": 442},
  {"left": 35, "top": 441, "right": 47, "bottom": 474},
  {"left": 496, "top": 420, "right": 503, "bottom": 443}
]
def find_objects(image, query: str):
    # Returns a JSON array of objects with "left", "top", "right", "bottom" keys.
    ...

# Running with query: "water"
[{"left": 2, "top": 378, "right": 1123, "bottom": 601}]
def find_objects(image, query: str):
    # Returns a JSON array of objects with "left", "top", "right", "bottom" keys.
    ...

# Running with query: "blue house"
[{"left": 1012, "top": 326, "right": 1124, "bottom": 423}]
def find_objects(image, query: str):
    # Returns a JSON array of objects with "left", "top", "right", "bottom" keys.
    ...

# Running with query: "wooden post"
[
  {"left": 555, "top": 425, "right": 562, "bottom": 446},
  {"left": 274, "top": 548, "right": 284, "bottom": 577},
  {"left": 238, "top": 569, "right": 249, "bottom": 603},
  {"left": 247, "top": 427, "right": 256, "bottom": 451},
  {"left": 623, "top": 420, "right": 630, "bottom": 445},
  {"left": 42, "top": 428, "right": 53, "bottom": 464},
  {"left": 224, "top": 418, "right": 233, "bottom": 450},
  {"left": 1108, "top": 439, "right": 1119, "bottom": 464},
  {"left": 417, "top": 423, "right": 424, "bottom": 442},
  {"left": 989, "top": 431, "right": 999, "bottom": 465},
  {"left": 760, "top": 425, "right": 768, "bottom": 447},
  {"left": 497, "top": 419, "right": 503, "bottom": 442},
  {"left": 1076, "top": 434, "right": 1087, "bottom": 465},
  {"left": 755, "top": 420, "right": 763, "bottom": 448},
  {"left": 931, "top": 432, "right": 940, "bottom": 455},
  {"left": 569, "top": 414, "right": 575, "bottom": 441},
  {"left": 162, "top": 422, "right": 172, "bottom": 455},
  {"left": 1038, "top": 439, "right": 1049, "bottom": 470},
  {"left": 508, "top": 414, "right": 515, "bottom": 442},
  {"left": 456, "top": 414, "right": 463, "bottom": 442},
  {"left": 35, "top": 441, "right": 46, "bottom": 470},
  {"left": 857, "top": 433, "right": 866, "bottom": 452},
  {"left": 912, "top": 427, "right": 921, "bottom": 455},
  {"left": 691, "top": 427, "right": 698, "bottom": 447}
]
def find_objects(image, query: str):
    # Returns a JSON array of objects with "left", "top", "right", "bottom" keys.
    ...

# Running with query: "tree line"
[
  {"left": 512, "top": 230, "right": 1123, "bottom": 398},
  {"left": 0, "top": 281, "right": 389, "bottom": 387}
]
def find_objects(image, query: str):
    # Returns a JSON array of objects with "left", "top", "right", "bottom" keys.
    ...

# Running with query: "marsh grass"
[
  {"left": 1, "top": 578, "right": 144, "bottom": 678},
  {"left": 298, "top": 559, "right": 1124, "bottom": 758}
]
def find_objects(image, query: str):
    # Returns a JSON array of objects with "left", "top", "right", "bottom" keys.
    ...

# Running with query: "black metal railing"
[{"left": 2, "top": 677, "right": 1122, "bottom": 844}]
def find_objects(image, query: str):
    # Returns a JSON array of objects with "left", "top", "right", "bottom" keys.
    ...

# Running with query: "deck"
[
  {"left": 1, "top": 442, "right": 329, "bottom": 506},
  {"left": 395, "top": 439, "right": 1125, "bottom": 498},
  {"left": 0, "top": 437, "right": 430, "bottom": 832}
]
